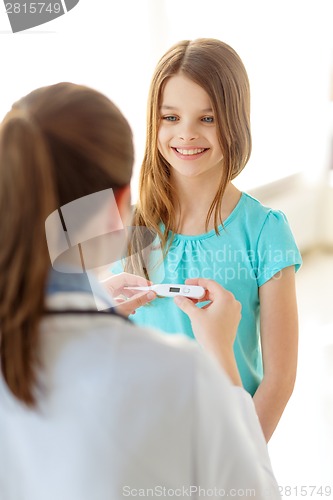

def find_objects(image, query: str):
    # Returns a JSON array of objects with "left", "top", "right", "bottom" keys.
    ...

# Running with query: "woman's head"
[
  {"left": 6, "top": 82, "right": 134, "bottom": 204},
  {"left": 0, "top": 82, "right": 134, "bottom": 405}
]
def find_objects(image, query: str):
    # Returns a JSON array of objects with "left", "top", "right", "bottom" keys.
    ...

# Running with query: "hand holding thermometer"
[{"left": 124, "top": 284, "right": 206, "bottom": 299}]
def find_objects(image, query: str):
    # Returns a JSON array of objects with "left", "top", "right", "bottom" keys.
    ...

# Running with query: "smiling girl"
[{"left": 123, "top": 38, "right": 302, "bottom": 441}]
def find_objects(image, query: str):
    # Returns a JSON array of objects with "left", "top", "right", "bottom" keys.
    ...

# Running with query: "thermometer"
[{"left": 124, "top": 284, "right": 206, "bottom": 299}]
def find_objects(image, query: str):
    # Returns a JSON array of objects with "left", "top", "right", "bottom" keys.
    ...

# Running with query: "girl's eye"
[
  {"left": 162, "top": 115, "right": 178, "bottom": 122},
  {"left": 202, "top": 116, "right": 214, "bottom": 123}
]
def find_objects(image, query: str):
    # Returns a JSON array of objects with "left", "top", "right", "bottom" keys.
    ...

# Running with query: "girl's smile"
[{"left": 171, "top": 147, "right": 209, "bottom": 160}]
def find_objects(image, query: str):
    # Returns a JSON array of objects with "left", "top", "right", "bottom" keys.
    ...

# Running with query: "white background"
[{"left": 1, "top": 0, "right": 332, "bottom": 196}]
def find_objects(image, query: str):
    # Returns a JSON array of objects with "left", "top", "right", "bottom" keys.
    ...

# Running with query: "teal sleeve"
[
  {"left": 256, "top": 210, "right": 302, "bottom": 287},
  {"left": 110, "top": 259, "right": 125, "bottom": 275}
]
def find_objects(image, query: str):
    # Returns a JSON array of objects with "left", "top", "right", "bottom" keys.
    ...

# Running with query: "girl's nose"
[{"left": 178, "top": 122, "right": 199, "bottom": 141}]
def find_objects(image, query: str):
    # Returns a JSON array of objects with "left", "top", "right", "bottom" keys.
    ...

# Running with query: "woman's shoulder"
[{"left": 41, "top": 297, "right": 200, "bottom": 376}]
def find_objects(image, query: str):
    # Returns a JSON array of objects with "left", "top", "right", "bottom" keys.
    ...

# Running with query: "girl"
[{"left": 123, "top": 38, "right": 302, "bottom": 442}]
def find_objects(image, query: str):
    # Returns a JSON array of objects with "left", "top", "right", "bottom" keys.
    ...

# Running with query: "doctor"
[{"left": 0, "top": 82, "right": 280, "bottom": 500}]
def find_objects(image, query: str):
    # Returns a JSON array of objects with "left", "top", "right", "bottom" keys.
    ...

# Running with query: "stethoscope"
[{"left": 44, "top": 308, "right": 131, "bottom": 322}]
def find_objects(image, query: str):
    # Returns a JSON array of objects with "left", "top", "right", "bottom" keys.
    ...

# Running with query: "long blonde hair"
[
  {"left": 127, "top": 38, "right": 251, "bottom": 276},
  {"left": 0, "top": 83, "right": 134, "bottom": 405}
]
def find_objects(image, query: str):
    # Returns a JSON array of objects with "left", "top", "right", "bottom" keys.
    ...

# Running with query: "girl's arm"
[{"left": 253, "top": 265, "right": 299, "bottom": 442}]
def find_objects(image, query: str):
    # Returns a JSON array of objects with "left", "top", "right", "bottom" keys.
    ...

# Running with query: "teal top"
[{"left": 113, "top": 192, "right": 302, "bottom": 395}]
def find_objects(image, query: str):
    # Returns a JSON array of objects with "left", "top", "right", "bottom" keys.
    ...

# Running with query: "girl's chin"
[{"left": 170, "top": 169, "right": 207, "bottom": 180}]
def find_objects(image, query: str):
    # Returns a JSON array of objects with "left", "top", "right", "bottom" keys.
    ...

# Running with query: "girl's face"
[{"left": 157, "top": 73, "right": 223, "bottom": 180}]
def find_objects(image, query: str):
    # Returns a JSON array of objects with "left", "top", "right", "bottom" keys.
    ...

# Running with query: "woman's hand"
[
  {"left": 100, "top": 272, "right": 156, "bottom": 317},
  {"left": 174, "top": 278, "right": 243, "bottom": 385}
]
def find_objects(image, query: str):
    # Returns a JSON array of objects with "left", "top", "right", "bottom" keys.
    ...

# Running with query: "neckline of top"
[{"left": 161, "top": 192, "right": 245, "bottom": 241}]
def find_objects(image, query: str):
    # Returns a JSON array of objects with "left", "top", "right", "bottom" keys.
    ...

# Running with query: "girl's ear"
[{"left": 114, "top": 184, "right": 131, "bottom": 224}]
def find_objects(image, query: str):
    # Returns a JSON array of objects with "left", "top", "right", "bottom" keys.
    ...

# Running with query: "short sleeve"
[{"left": 256, "top": 209, "right": 302, "bottom": 287}]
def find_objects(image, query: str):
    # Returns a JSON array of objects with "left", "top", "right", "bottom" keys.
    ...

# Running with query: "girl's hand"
[
  {"left": 174, "top": 278, "right": 242, "bottom": 385},
  {"left": 100, "top": 272, "right": 156, "bottom": 317}
]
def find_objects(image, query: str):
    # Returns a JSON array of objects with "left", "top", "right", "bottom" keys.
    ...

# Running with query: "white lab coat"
[{"left": 0, "top": 292, "right": 280, "bottom": 499}]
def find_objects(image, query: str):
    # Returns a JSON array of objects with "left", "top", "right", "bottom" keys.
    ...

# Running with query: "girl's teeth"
[{"left": 176, "top": 148, "right": 205, "bottom": 155}]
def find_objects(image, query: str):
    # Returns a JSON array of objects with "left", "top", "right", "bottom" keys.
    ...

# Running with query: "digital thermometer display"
[{"left": 123, "top": 284, "right": 206, "bottom": 299}]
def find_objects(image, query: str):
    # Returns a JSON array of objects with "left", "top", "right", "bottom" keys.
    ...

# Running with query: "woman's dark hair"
[{"left": 0, "top": 82, "right": 134, "bottom": 405}]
